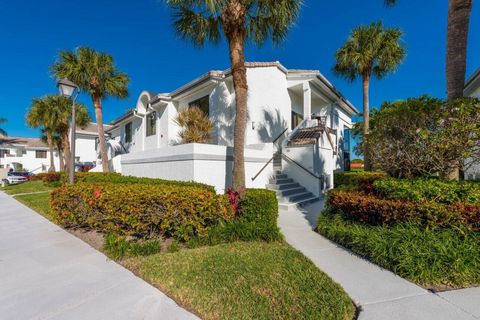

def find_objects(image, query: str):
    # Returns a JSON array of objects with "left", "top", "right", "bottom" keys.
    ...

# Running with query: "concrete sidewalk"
[
  {"left": 279, "top": 199, "right": 480, "bottom": 320},
  {"left": 0, "top": 192, "right": 198, "bottom": 320}
]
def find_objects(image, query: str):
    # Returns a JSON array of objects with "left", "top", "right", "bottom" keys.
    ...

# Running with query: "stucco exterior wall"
[{"left": 121, "top": 143, "right": 273, "bottom": 193}]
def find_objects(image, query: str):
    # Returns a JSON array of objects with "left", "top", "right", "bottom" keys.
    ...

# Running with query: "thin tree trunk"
[
  {"left": 362, "top": 75, "right": 372, "bottom": 171},
  {"left": 93, "top": 97, "right": 110, "bottom": 172},
  {"left": 57, "top": 142, "right": 65, "bottom": 172},
  {"left": 62, "top": 131, "right": 71, "bottom": 176},
  {"left": 47, "top": 133, "right": 56, "bottom": 172},
  {"left": 223, "top": 1, "right": 247, "bottom": 191},
  {"left": 446, "top": 0, "right": 472, "bottom": 99}
]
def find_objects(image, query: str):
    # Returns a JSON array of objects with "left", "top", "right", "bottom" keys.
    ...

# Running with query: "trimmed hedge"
[
  {"left": 334, "top": 171, "right": 387, "bottom": 189},
  {"left": 50, "top": 183, "right": 232, "bottom": 240},
  {"left": 317, "top": 213, "right": 480, "bottom": 289},
  {"left": 193, "top": 189, "right": 282, "bottom": 245},
  {"left": 75, "top": 172, "right": 215, "bottom": 192},
  {"left": 373, "top": 178, "right": 480, "bottom": 204},
  {"left": 50, "top": 184, "right": 281, "bottom": 243},
  {"left": 327, "top": 189, "right": 480, "bottom": 231}
]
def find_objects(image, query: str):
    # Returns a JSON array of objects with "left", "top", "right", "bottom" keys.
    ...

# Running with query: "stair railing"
[
  {"left": 281, "top": 153, "right": 323, "bottom": 180},
  {"left": 251, "top": 128, "right": 289, "bottom": 181}
]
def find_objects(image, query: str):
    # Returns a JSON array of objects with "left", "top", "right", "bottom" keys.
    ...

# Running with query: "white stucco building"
[
  {"left": 0, "top": 123, "right": 111, "bottom": 173},
  {"left": 464, "top": 68, "right": 480, "bottom": 180},
  {"left": 107, "top": 62, "right": 358, "bottom": 206}
]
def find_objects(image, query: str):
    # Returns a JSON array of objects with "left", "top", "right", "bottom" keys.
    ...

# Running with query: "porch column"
[{"left": 303, "top": 82, "right": 312, "bottom": 120}]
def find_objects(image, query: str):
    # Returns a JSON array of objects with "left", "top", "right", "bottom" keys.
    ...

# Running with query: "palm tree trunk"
[
  {"left": 223, "top": 1, "right": 247, "bottom": 191},
  {"left": 446, "top": 0, "right": 472, "bottom": 99},
  {"left": 47, "top": 133, "right": 56, "bottom": 172},
  {"left": 444, "top": 0, "right": 472, "bottom": 181},
  {"left": 62, "top": 131, "right": 71, "bottom": 176},
  {"left": 362, "top": 75, "right": 372, "bottom": 171},
  {"left": 57, "top": 142, "right": 65, "bottom": 172},
  {"left": 93, "top": 97, "right": 110, "bottom": 172}
]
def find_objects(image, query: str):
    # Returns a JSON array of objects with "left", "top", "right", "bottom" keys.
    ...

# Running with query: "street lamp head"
[{"left": 56, "top": 78, "right": 78, "bottom": 98}]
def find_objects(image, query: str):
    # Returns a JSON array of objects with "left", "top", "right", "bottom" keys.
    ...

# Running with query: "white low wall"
[{"left": 121, "top": 143, "right": 274, "bottom": 193}]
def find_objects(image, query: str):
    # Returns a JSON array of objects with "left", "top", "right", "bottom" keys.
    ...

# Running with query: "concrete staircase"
[{"left": 267, "top": 171, "right": 319, "bottom": 210}]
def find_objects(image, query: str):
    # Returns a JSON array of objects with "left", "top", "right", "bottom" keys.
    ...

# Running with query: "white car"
[{"left": 6, "top": 172, "right": 28, "bottom": 184}]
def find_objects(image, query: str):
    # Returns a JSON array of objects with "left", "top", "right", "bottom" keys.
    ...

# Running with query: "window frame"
[
  {"left": 291, "top": 111, "right": 304, "bottom": 130},
  {"left": 125, "top": 122, "right": 133, "bottom": 143},
  {"left": 35, "top": 150, "right": 47, "bottom": 159},
  {"left": 188, "top": 95, "right": 210, "bottom": 116},
  {"left": 146, "top": 111, "right": 157, "bottom": 137}
]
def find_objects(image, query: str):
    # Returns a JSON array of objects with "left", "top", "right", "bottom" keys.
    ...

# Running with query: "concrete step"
[
  {"left": 278, "top": 196, "right": 320, "bottom": 210},
  {"left": 289, "top": 191, "right": 315, "bottom": 202},
  {"left": 272, "top": 178, "right": 293, "bottom": 184},
  {"left": 276, "top": 186, "right": 306, "bottom": 197},
  {"left": 266, "top": 182, "right": 300, "bottom": 190},
  {"left": 274, "top": 173, "right": 288, "bottom": 180}
]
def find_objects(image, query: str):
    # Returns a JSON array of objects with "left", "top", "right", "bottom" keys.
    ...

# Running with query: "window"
[
  {"left": 35, "top": 150, "right": 47, "bottom": 158},
  {"left": 291, "top": 111, "right": 304, "bottom": 130},
  {"left": 343, "top": 128, "right": 351, "bottom": 171},
  {"left": 125, "top": 122, "right": 132, "bottom": 143},
  {"left": 0, "top": 149, "right": 9, "bottom": 158},
  {"left": 95, "top": 137, "right": 99, "bottom": 151},
  {"left": 189, "top": 95, "right": 209, "bottom": 116},
  {"left": 146, "top": 112, "right": 156, "bottom": 137}
]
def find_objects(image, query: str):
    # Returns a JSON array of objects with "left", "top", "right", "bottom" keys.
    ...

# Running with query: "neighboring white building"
[
  {"left": 107, "top": 62, "right": 358, "bottom": 205},
  {"left": 0, "top": 123, "right": 111, "bottom": 173},
  {"left": 464, "top": 68, "right": 480, "bottom": 180}
]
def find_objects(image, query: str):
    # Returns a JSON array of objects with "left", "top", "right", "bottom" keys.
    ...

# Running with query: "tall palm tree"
[
  {"left": 384, "top": 0, "right": 473, "bottom": 99},
  {"left": 27, "top": 95, "right": 90, "bottom": 174},
  {"left": 333, "top": 21, "right": 405, "bottom": 171},
  {"left": 51, "top": 47, "right": 129, "bottom": 172},
  {"left": 0, "top": 117, "right": 7, "bottom": 136},
  {"left": 165, "top": 0, "right": 302, "bottom": 190},
  {"left": 27, "top": 99, "right": 57, "bottom": 172}
]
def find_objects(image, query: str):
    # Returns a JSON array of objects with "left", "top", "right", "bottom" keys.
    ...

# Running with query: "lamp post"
[{"left": 56, "top": 78, "right": 79, "bottom": 185}]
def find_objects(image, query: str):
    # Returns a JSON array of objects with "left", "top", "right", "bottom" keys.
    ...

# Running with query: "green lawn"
[
  {"left": 15, "top": 192, "right": 55, "bottom": 221},
  {"left": 1, "top": 180, "right": 53, "bottom": 195},
  {"left": 126, "top": 241, "right": 356, "bottom": 320},
  {"left": 317, "top": 213, "right": 480, "bottom": 290}
]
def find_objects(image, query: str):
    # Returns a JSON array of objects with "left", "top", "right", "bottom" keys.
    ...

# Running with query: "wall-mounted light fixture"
[{"left": 252, "top": 121, "right": 255, "bottom": 130}]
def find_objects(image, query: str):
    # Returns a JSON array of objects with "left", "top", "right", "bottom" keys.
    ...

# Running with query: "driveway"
[{"left": 0, "top": 192, "right": 198, "bottom": 320}]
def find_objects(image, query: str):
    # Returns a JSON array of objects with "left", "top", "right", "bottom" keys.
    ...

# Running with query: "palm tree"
[
  {"left": 27, "top": 95, "right": 90, "bottom": 175},
  {"left": 51, "top": 47, "right": 129, "bottom": 172},
  {"left": 384, "top": 0, "right": 473, "bottom": 99},
  {"left": 174, "top": 106, "right": 214, "bottom": 144},
  {"left": 333, "top": 21, "right": 405, "bottom": 171},
  {"left": 165, "top": 0, "right": 302, "bottom": 190},
  {"left": 27, "top": 97, "right": 61, "bottom": 172},
  {"left": 0, "top": 117, "right": 7, "bottom": 136}
]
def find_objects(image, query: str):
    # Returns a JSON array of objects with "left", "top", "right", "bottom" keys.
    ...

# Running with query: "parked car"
[
  {"left": 18, "top": 171, "right": 34, "bottom": 180},
  {"left": 6, "top": 172, "right": 28, "bottom": 184},
  {"left": 76, "top": 162, "right": 95, "bottom": 172}
]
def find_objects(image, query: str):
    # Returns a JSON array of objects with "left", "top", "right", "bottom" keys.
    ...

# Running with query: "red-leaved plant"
[{"left": 226, "top": 187, "right": 245, "bottom": 217}]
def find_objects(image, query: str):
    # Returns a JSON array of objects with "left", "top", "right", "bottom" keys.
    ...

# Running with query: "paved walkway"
[
  {"left": 0, "top": 192, "right": 198, "bottom": 320},
  {"left": 279, "top": 199, "right": 480, "bottom": 320}
]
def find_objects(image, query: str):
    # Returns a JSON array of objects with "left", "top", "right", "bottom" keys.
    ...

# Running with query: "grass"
[
  {"left": 15, "top": 192, "right": 54, "bottom": 221},
  {"left": 1, "top": 180, "right": 53, "bottom": 195},
  {"left": 126, "top": 241, "right": 356, "bottom": 320},
  {"left": 317, "top": 213, "right": 480, "bottom": 290}
]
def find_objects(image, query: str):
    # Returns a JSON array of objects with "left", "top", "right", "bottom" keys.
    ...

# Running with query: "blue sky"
[{"left": 0, "top": 0, "right": 479, "bottom": 142}]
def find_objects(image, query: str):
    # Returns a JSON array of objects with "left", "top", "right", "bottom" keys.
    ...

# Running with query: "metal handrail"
[
  {"left": 251, "top": 156, "right": 274, "bottom": 181},
  {"left": 250, "top": 128, "right": 289, "bottom": 181},
  {"left": 273, "top": 127, "right": 289, "bottom": 144},
  {"left": 281, "top": 153, "right": 323, "bottom": 180}
]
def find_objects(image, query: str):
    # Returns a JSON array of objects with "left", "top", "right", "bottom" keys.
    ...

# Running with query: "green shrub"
[
  {"left": 327, "top": 189, "right": 480, "bottom": 231},
  {"left": 50, "top": 183, "right": 233, "bottom": 241},
  {"left": 104, "top": 233, "right": 161, "bottom": 259},
  {"left": 374, "top": 178, "right": 480, "bottom": 204},
  {"left": 75, "top": 172, "right": 215, "bottom": 192},
  {"left": 334, "top": 171, "right": 387, "bottom": 189},
  {"left": 42, "top": 172, "right": 62, "bottom": 183},
  {"left": 189, "top": 189, "right": 282, "bottom": 246},
  {"left": 317, "top": 213, "right": 480, "bottom": 289}
]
